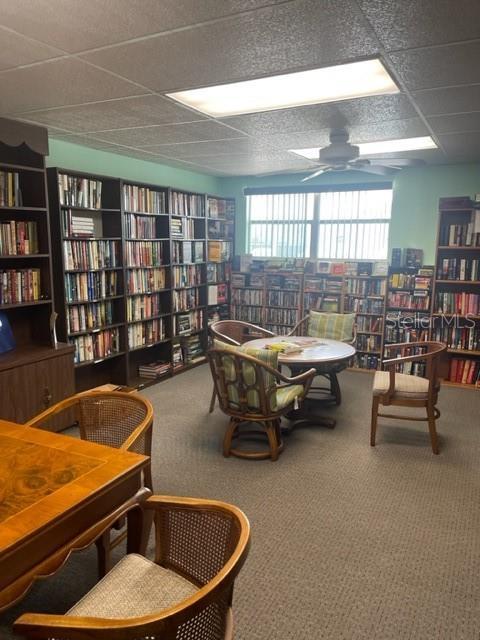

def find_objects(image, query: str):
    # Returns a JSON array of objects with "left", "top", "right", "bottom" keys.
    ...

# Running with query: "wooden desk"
[{"left": 0, "top": 420, "right": 149, "bottom": 611}]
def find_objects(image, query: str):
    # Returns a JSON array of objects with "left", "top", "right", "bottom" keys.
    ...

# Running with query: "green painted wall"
[
  {"left": 221, "top": 163, "right": 480, "bottom": 263},
  {"left": 47, "top": 139, "right": 221, "bottom": 194}
]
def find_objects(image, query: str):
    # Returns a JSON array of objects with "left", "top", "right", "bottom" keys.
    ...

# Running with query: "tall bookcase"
[
  {"left": 0, "top": 121, "right": 74, "bottom": 424},
  {"left": 48, "top": 168, "right": 126, "bottom": 390},
  {"left": 431, "top": 197, "right": 480, "bottom": 388},
  {"left": 206, "top": 195, "right": 234, "bottom": 325}
]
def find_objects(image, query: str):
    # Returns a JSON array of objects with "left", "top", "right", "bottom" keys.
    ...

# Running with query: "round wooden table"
[{"left": 245, "top": 336, "right": 356, "bottom": 429}]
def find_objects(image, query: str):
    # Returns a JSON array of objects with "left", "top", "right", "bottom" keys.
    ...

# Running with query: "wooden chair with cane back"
[
  {"left": 208, "top": 346, "right": 315, "bottom": 461},
  {"left": 208, "top": 320, "right": 275, "bottom": 412},
  {"left": 14, "top": 495, "right": 250, "bottom": 640},
  {"left": 370, "top": 341, "right": 446, "bottom": 454},
  {"left": 288, "top": 310, "right": 357, "bottom": 405},
  {"left": 25, "top": 390, "right": 154, "bottom": 572}
]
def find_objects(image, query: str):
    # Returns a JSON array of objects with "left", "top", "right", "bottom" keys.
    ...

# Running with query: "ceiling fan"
[{"left": 300, "top": 128, "right": 425, "bottom": 182}]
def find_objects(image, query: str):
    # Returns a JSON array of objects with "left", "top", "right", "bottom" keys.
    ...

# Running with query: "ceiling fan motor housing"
[{"left": 319, "top": 129, "right": 360, "bottom": 166}]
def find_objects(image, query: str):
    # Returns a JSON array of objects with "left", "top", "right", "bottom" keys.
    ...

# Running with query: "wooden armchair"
[
  {"left": 26, "top": 390, "right": 154, "bottom": 573},
  {"left": 208, "top": 347, "right": 315, "bottom": 461},
  {"left": 208, "top": 320, "right": 275, "bottom": 412},
  {"left": 287, "top": 311, "right": 357, "bottom": 405},
  {"left": 14, "top": 495, "right": 250, "bottom": 640},
  {"left": 370, "top": 341, "right": 446, "bottom": 454}
]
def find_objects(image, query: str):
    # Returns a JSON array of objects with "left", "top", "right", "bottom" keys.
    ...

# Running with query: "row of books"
[
  {"left": 448, "top": 358, "right": 480, "bottom": 385},
  {"left": 124, "top": 214, "right": 160, "bottom": 239},
  {"left": 208, "top": 240, "right": 232, "bottom": 263},
  {"left": 389, "top": 273, "right": 431, "bottom": 290},
  {"left": 231, "top": 272, "right": 263, "bottom": 288},
  {"left": 357, "top": 334, "right": 382, "bottom": 352},
  {"left": 128, "top": 318, "right": 165, "bottom": 348},
  {"left": 59, "top": 174, "right": 102, "bottom": 209},
  {"left": 171, "top": 217, "right": 198, "bottom": 239},
  {"left": 182, "top": 334, "right": 204, "bottom": 364},
  {"left": 67, "top": 301, "right": 114, "bottom": 334},
  {"left": 127, "top": 293, "right": 164, "bottom": 322},
  {"left": 439, "top": 215, "right": 480, "bottom": 247},
  {"left": 173, "top": 287, "right": 201, "bottom": 313},
  {"left": 431, "top": 326, "right": 480, "bottom": 352},
  {"left": 208, "top": 306, "right": 229, "bottom": 324},
  {"left": 71, "top": 328, "right": 120, "bottom": 364},
  {"left": 345, "top": 279, "right": 386, "bottom": 296},
  {"left": 354, "top": 353, "right": 380, "bottom": 370},
  {"left": 304, "top": 277, "right": 343, "bottom": 294},
  {"left": 437, "top": 258, "right": 480, "bottom": 281},
  {"left": 344, "top": 298, "right": 384, "bottom": 314},
  {"left": 435, "top": 292, "right": 480, "bottom": 316},
  {"left": 387, "top": 293, "right": 430, "bottom": 310},
  {"left": 0, "top": 220, "right": 38, "bottom": 255},
  {"left": 232, "top": 305, "right": 262, "bottom": 324},
  {"left": 174, "top": 310, "right": 204, "bottom": 335},
  {"left": 304, "top": 295, "right": 340, "bottom": 312},
  {"left": 0, "top": 268, "right": 41, "bottom": 304},
  {"left": 62, "top": 210, "right": 95, "bottom": 237},
  {"left": 267, "top": 274, "right": 302, "bottom": 290},
  {"left": 357, "top": 316, "right": 383, "bottom": 332},
  {"left": 207, "top": 284, "right": 227, "bottom": 305},
  {"left": 171, "top": 191, "right": 205, "bottom": 217},
  {"left": 138, "top": 360, "right": 171, "bottom": 379},
  {"left": 207, "top": 262, "right": 230, "bottom": 284},
  {"left": 125, "top": 240, "right": 165, "bottom": 267},
  {"left": 396, "top": 361, "right": 426, "bottom": 377},
  {"left": 126, "top": 267, "right": 166, "bottom": 294},
  {"left": 231, "top": 288, "right": 263, "bottom": 306},
  {"left": 266, "top": 290, "right": 299, "bottom": 308},
  {"left": 265, "top": 323, "right": 289, "bottom": 334},
  {"left": 265, "top": 308, "right": 298, "bottom": 326},
  {"left": 172, "top": 264, "right": 203, "bottom": 289},
  {"left": 0, "top": 171, "right": 21, "bottom": 207},
  {"left": 65, "top": 271, "right": 118, "bottom": 303},
  {"left": 207, "top": 197, "right": 234, "bottom": 220},
  {"left": 64, "top": 240, "right": 120, "bottom": 271},
  {"left": 172, "top": 240, "right": 204, "bottom": 264},
  {"left": 306, "top": 260, "right": 389, "bottom": 276},
  {"left": 384, "top": 326, "right": 429, "bottom": 343},
  {"left": 207, "top": 220, "right": 234, "bottom": 241},
  {"left": 123, "top": 185, "right": 166, "bottom": 214}
]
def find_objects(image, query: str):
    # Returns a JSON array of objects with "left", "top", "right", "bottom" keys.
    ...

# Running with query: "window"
[{"left": 246, "top": 187, "right": 392, "bottom": 260}]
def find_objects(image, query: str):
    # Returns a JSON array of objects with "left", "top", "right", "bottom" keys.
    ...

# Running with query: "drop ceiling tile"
[
  {"left": 0, "top": 27, "right": 62, "bottom": 71},
  {"left": 81, "top": 0, "right": 379, "bottom": 92},
  {"left": 49, "top": 132, "right": 122, "bottom": 150},
  {"left": 222, "top": 94, "right": 416, "bottom": 136},
  {"left": 0, "top": 0, "right": 285, "bottom": 54},
  {"left": 413, "top": 85, "right": 480, "bottom": 116},
  {"left": 19, "top": 95, "right": 206, "bottom": 133},
  {"left": 437, "top": 132, "right": 480, "bottom": 159},
  {"left": 358, "top": 0, "right": 480, "bottom": 51},
  {"left": 0, "top": 58, "right": 140, "bottom": 114},
  {"left": 428, "top": 113, "right": 480, "bottom": 135},
  {"left": 94, "top": 121, "right": 246, "bottom": 146},
  {"left": 144, "top": 138, "right": 275, "bottom": 158},
  {"left": 389, "top": 42, "right": 480, "bottom": 92}
]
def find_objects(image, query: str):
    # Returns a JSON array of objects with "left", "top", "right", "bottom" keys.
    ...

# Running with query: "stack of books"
[
  {"left": 63, "top": 211, "right": 95, "bottom": 237},
  {"left": 138, "top": 360, "right": 171, "bottom": 379},
  {"left": 182, "top": 335, "right": 204, "bottom": 363},
  {"left": 173, "top": 343, "right": 184, "bottom": 369}
]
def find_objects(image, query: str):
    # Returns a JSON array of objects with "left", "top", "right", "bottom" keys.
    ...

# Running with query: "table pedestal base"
[{"left": 284, "top": 398, "right": 337, "bottom": 431}]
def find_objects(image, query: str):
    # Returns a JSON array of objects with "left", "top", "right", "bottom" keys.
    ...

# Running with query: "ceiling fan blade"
[
  {"left": 367, "top": 158, "right": 426, "bottom": 167},
  {"left": 351, "top": 163, "right": 397, "bottom": 176},
  {"left": 301, "top": 167, "right": 330, "bottom": 182}
]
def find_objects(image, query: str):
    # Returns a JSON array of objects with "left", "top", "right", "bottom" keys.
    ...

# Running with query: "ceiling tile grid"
[{"left": 0, "top": 0, "right": 479, "bottom": 175}]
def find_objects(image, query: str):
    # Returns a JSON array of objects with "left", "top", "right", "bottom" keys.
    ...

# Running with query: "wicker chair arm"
[
  {"left": 287, "top": 316, "right": 309, "bottom": 336},
  {"left": 23, "top": 395, "right": 80, "bottom": 428},
  {"left": 276, "top": 367, "right": 317, "bottom": 386}
]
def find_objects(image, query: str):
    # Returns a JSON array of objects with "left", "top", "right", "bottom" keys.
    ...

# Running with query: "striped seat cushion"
[
  {"left": 68, "top": 554, "right": 198, "bottom": 618},
  {"left": 373, "top": 371, "right": 430, "bottom": 399},
  {"left": 276, "top": 384, "right": 304, "bottom": 410},
  {"left": 307, "top": 311, "right": 355, "bottom": 342}
]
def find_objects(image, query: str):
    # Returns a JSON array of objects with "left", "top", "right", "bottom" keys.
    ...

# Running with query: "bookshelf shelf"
[
  {"left": 60, "top": 205, "right": 120, "bottom": 213},
  {"left": 0, "top": 205, "right": 47, "bottom": 212},
  {"left": 0, "top": 253, "right": 50, "bottom": 259},
  {"left": 0, "top": 299, "right": 52, "bottom": 310},
  {"left": 74, "top": 351, "right": 126, "bottom": 368},
  {"left": 68, "top": 321, "right": 124, "bottom": 337}
]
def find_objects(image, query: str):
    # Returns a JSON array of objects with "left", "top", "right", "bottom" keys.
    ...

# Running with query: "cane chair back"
[
  {"left": 14, "top": 495, "right": 251, "bottom": 640},
  {"left": 210, "top": 319, "right": 275, "bottom": 346}
]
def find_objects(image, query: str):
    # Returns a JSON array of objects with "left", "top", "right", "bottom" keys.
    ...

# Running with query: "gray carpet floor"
[{"left": 2, "top": 367, "right": 480, "bottom": 639}]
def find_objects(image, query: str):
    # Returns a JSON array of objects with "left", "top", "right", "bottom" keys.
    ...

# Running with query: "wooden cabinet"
[{"left": 0, "top": 344, "right": 74, "bottom": 426}]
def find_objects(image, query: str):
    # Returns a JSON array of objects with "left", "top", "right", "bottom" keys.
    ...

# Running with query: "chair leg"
[
  {"left": 330, "top": 372, "right": 342, "bottom": 405},
  {"left": 427, "top": 404, "right": 439, "bottom": 455},
  {"left": 95, "top": 531, "right": 111, "bottom": 577},
  {"left": 223, "top": 418, "right": 237, "bottom": 457},
  {"left": 265, "top": 420, "right": 280, "bottom": 462},
  {"left": 143, "top": 461, "right": 153, "bottom": 492},
  {"left": 370, "top": 397, "right": 380, "bottom": 447},
  {"left": 209, "top": 387, "right": 216, "bottom": 413}
]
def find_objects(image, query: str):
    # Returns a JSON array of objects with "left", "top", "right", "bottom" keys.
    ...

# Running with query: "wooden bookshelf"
[
  {"left": 0, "top": 120, "right": 74, "bottom": 424},
  {"left": 431, "top": 196, "right": 480, "bottom": 388},
  {"left": 206, "top": 194, "right": 234, "bottom": 326}
]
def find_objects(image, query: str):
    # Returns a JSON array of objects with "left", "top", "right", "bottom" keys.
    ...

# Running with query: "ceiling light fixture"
[
  {"left": 167, "top": 59, "right": 399, "bottom": 117},
  {"left": 291, "top": 136, "right": 437, "bottom": 160}
]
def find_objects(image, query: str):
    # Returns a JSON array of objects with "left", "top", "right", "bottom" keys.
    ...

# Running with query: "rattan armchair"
[
  {"left": 208, "top": 347, "right": 315, "bottom": 461},
  {"left": 370, "top": 341, "right": 446, "bottom": 454},
  {"left": 25, "top": 390, "right": 154, "bottom": 572},
  {"left": 288, "top": 311, "right": 357, "bottom": 405},
  {"left": 14, "top": 495, "right": 250, "bottom": 640},
  {"left": 208, "top": 320, "right": 275, "bottom": 413}
]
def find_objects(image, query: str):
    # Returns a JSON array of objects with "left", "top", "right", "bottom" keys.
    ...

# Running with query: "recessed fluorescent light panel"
[
  {"left": 167, "top": 59, "right": 399, "bottom": 117},
  {"left": 291, "top": 136, "right": 437, "bottom": 160}
]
